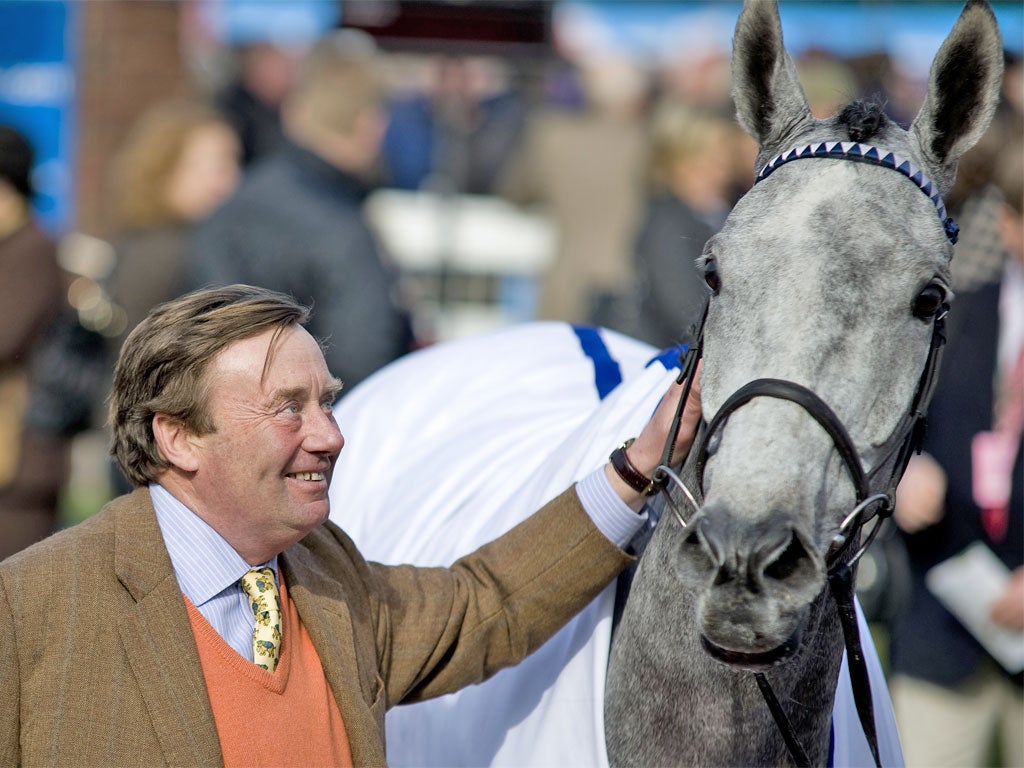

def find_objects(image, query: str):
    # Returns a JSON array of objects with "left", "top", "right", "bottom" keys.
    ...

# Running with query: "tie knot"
[
  {"left": 240, "top": 567, "right": 282, "bottom": 671},
  {"left": 240, "top": 567, "right": 277, "bottom": 600}
]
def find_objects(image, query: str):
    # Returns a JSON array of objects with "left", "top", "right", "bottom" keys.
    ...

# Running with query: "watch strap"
[{"left": 609, "top": 438, "right": 657, "bottom": 496}]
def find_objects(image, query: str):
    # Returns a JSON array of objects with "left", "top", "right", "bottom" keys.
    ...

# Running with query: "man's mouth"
[{"left": 286, "top": 471, "right": 326, "bottom": 481}]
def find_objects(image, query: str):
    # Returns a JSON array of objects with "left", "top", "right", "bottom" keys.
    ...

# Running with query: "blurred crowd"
[{"left": 1, "top": 11, "right": 1022, "bottom": 766}]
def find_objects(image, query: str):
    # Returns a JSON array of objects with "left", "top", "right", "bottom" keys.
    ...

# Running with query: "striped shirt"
[{"left": 150, "top": 483, "right": 278, "bottom": 661}]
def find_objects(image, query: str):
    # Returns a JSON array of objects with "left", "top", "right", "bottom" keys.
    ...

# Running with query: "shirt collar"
[{"left": 150, "top": 483, "right": 278, "bottom": 607}]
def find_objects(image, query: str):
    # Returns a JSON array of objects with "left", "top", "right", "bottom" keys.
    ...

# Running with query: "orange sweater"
[{"left": 185, "top": 578, "right": 353, "bottom": 767}]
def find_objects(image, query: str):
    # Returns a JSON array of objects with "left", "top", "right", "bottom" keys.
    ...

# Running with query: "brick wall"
[{"left": 76, "top": 1, "right": 192, "bottom": 237}]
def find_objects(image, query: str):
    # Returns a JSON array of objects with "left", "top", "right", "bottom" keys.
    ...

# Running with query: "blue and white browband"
[{"left": 755, "top": 141, "right": 959, "bottom": 244}]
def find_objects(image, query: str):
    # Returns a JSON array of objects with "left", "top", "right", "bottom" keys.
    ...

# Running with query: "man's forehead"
[{"left": 210, "top": 326, "right": 330, "bottom": 382}]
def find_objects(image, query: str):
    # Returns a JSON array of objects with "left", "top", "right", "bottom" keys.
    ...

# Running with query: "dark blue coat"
[
  {"left": 889, "top": 277, "right": 1023, "bottom": 687},
  {"left": 188, "top": 141, "right": 412, "bottom": 390}
]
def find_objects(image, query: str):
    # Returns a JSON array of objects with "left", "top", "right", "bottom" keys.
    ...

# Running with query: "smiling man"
[{"left": 0, "top": 284, "right": 701, "bottom": 767}]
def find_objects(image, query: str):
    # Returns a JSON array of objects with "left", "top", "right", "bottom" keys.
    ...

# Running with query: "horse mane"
[{"left": 837, "top": 99, "right": 890, "bottom": 142}]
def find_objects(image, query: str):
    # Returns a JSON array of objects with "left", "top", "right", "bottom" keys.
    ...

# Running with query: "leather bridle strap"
[
  {"left": 658, "top": 300, "right": 708, "bottom": 474},
  {"left": 755, "top": 673, "right": 811, "bottom": 767},
  {"left": 878, "top": 307, "right": 949, "bottom": 503},
  {"left": 757, "top": 142, "right": 959, "bottom": 244},
  {"left": 689, "top": 379, "right": 883, "bottom": 768},
  {"left": 829, "top": 562, "right": 882, "bottom": 768},
  {"left": 694, "top": 378, "right": 872, "bottom": 504}
]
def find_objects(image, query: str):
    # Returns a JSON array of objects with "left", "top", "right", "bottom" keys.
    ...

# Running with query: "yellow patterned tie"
[{"left": 239, "top": 567, "right": 282, "bottom": 672}]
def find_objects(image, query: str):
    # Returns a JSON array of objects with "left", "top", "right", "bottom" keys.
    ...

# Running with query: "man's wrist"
[
  {"left": 609, "top": 438, "right": 658, "bottom": 498},
  {"left": 577, "top": 466, "right": 648, "bottom": 546}
]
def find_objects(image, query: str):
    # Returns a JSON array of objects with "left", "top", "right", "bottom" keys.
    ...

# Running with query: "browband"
[{"left": 755, "top": 141, "right": 959, "bottom": 244}]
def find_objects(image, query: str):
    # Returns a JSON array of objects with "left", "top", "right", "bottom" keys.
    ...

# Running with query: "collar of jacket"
[{"left": 282, "top": 140, "right": 372, "bottom": 204}]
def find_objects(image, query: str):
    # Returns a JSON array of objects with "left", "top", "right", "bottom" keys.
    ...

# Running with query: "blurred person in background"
[
  {"left": 215, "top": 42, "right": 302, "bottom": 167},
  {"left": 888, "top": 110, "right": 1023, "bottom": 768},
  {"left": 380, "top": 55, "right": 526, "bottom": 196},
  {"left": 610, "top": 102, "right": 735, "bottom": 349},
  {"left": 108, "top": 100, "right": 241, "bottom": 346},
  {"left": 0, "top": 125, "right": 66, "bottom": 559},
  {"left": 188, "top": 30, "right": 414, "bottom": 391},
  {"left": 499, "top": 54, "right": 650, "bottom": 325}
]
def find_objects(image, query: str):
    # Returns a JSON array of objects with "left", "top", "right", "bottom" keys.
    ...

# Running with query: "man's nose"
[{"left": 307, "top": 406, "right": 344, "bottom": 455}]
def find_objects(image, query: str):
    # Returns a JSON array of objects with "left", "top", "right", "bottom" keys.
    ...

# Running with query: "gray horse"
[
  {"left": 328, "top": 1, "right": 1005, "bottom": 766},
  {"left": 605, "top": 1, "right": 1003, "bottom": 765}
]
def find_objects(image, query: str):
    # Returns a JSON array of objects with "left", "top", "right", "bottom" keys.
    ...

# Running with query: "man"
[
  {"left": 188, "top": 31, "right": 412, "bottom": 391},
  {"left": 0, "top": 284, "right": 700, "bottom": 766}
]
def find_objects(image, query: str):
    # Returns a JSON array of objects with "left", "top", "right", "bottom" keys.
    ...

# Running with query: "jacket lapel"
[
  {"left": 114, "top": 489, "right": 223, "bottom": 766},
  {"left": 283, "top": 545, "right": 387, "bottom": 767}
]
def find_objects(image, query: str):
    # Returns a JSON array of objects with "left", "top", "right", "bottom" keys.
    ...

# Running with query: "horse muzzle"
[{"left": 679, "top": 503, "right": 825, "bottom": 666}]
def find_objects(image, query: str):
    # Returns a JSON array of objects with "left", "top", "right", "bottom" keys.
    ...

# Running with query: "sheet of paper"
[{"left": 926, "top": 541, "right": 1024, "bottom": 673}]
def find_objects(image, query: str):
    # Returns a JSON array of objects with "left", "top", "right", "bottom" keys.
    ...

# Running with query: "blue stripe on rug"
[
  {"left": 646, "top": 343, "right": 688, "bottom": 371},
  {"left": 571, "top": 325, "right": 622, "bottom": 400}
]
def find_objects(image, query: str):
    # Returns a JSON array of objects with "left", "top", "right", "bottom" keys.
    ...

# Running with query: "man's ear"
[{"left": 152, "top": 413, "right": 201, "bottom": 473}]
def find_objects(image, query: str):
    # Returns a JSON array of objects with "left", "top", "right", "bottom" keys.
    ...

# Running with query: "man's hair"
[
  {"left": 285, "top": 29, "right": 382, "bottom": 139},
  {"left": 109, "top": 284, "right": 311, "bottom": 487},
  {"left": 0, "top": 124, "right": 35, "bottom": 199}
]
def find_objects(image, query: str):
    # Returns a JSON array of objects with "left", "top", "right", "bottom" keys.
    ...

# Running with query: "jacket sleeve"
[{"left": 366, "top": 487, "right": 632, "bottom": 707}]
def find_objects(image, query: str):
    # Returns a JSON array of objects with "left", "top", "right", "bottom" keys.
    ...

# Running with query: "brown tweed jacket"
[{"left": 0, "top": 486, "right": 630, "bottom": 767}]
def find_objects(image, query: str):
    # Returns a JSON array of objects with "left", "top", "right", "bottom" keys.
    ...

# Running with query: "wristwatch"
[{"left": 609, "top": 438, "right": 658, "bottom": 496}]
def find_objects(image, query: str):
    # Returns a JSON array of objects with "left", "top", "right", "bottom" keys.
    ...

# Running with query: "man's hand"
[{"left": 606, "top": 362, "right": 703, "bottom": 510}]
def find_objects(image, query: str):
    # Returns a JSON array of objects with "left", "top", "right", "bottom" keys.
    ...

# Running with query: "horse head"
[{"left": 673, "top": 0, "right": 1003, "bottom": 665}]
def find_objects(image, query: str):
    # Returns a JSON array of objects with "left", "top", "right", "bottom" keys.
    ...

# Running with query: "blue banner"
[{"left": 0, "top": 1, "right": 77, "bottom": 234}]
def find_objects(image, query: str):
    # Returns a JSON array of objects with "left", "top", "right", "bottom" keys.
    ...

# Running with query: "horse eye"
[
  {"left": 912, "top": 284, "right": 946, "bottom": 320},
  {"left": 703, "top": 258, "right": 721, "bottom": 295}
]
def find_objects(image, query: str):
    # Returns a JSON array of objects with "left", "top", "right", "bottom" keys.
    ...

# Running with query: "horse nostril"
[
  {"left": 713, "top": 565, "right": 734, "bottom": 587},
  {"left": 763, "top": 532, "right": 813, "bottom": 583}
]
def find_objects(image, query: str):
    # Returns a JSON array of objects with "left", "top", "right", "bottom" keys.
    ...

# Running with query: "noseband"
[{"left": 651, "top": 142, "right": 954, "bottom": 768}]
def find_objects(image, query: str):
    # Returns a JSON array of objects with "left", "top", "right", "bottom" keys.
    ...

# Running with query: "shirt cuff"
[{"left": 576, "top": 466, "right": 648, "bottom": 548}]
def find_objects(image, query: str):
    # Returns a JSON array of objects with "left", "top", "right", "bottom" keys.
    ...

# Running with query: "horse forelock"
[{"left": 836, "top": 99, "right": 890, "bottom": 143}]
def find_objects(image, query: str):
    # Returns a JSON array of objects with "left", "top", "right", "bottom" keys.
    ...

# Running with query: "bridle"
[{"left": 649, "top": 141, "right": 955, "bottom": 768}]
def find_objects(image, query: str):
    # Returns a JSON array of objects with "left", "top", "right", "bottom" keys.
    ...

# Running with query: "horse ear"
[
  {"left": 909, "top": 0, "right": 1004, "bottom": 193},
  {"left": 730, "top": 0, "right": 813, "bottom": 153}
]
